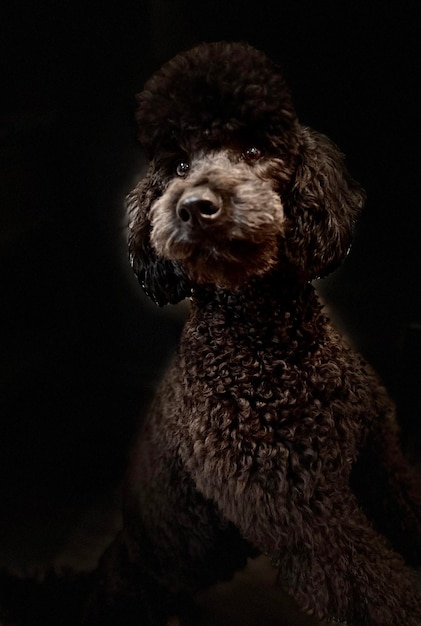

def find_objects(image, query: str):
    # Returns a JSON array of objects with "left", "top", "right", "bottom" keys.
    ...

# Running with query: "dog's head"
[{"left": 128, "top": 41, "right": 365, "bottom": 305}]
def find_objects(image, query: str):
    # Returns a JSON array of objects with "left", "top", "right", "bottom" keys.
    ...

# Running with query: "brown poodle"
[{"left": 84, "top": 41, "right": 421, "bottom": 625}]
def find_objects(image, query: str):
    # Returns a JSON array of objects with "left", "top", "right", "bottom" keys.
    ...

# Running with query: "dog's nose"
[{"left": 176, "top": 189, "right": 222, "bottom": 226}]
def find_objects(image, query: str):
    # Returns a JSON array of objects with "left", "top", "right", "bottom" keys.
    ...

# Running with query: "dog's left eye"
[
  {"left": 176, "top": 161, "right": 190, "bottom": 177},
  {"left": 242, "top": 147, "right": 263, "bottom": 162}
]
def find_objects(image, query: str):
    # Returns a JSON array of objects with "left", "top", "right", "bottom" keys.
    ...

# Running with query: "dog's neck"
[
  {"left": 189, "top": 272, "right": 327, "bottom": 346},
  {"left": 192, "top": 271, "right": 315, "bottom": 308}
]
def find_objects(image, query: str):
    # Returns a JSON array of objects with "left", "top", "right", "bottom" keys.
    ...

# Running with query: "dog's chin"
[{"left": 161, "top": 238, "right": 280, "bottom": 289}]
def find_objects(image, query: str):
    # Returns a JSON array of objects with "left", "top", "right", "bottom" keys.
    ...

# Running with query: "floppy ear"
[
  {"left": 281, "top": 126, "right": 365, "bottom": 280},
  {"left": 127, "top": 173, "right": 191, "bottom": 306}
]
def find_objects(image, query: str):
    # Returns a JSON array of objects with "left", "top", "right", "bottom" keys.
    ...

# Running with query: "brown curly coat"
[{"left": 84, "top": 42, "right": 421, "bottom": 626}]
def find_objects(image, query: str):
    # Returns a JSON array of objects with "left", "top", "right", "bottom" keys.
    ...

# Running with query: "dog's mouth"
[
  {"left": 150, "top": 211, "right": 283, "bottom": 287},
  {"left": 169, "top": 236, "right": 281, "bottom": 288},
  {"left": 187, "top": 239, "right": 262, "bottom": 264}
]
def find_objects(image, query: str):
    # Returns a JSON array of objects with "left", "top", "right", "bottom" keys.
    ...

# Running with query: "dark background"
[{"left": 1, "top": 0, "right": 420, "bottom": 573}]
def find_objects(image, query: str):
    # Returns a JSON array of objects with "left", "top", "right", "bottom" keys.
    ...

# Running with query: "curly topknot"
[{"left": 136, "top": 41, "right": 298, "bottom": 157}]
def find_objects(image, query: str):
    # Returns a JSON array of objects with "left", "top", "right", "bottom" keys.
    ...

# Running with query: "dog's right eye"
[
  {"left": 242, "top": 147, "right": 263, "bottom": 162},
  {"left": 176, "top": 161, "right": 190, "bottom": 177}
]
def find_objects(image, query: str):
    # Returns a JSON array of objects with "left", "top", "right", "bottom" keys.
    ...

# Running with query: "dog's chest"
[
  {"left": 162, "top": 303, "right": 368, "bottom": 504},
  {"left": 175, "top": 302, "right": 351, "bottom": 445}
]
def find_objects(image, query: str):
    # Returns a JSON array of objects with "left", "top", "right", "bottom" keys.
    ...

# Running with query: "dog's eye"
[
  {"left": 176, "top": 161, "right": 190, "bottom": 177},
  {"left": 242, "top": 147, "right": 263, "bottom": 162}
]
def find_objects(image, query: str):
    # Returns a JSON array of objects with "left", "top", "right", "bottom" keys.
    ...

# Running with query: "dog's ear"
[
  {"left": 282, "top": 126, "right": 365, "bottom": 280},
  {"left": 127, "top": 176, "right": 191, "bottom": 306}
]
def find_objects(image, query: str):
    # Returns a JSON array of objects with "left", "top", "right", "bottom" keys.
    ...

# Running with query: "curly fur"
[{"left": 84, "top": 42, "right": 421, "bottom": 626}]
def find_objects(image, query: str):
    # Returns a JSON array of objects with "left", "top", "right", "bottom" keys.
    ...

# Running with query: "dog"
[{"left": 84, "top": 41, "right": 421, "bottom": 626}]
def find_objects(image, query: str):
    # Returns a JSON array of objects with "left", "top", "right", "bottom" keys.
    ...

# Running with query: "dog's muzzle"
[{"left": 176, "top": 187, "right": 223, "bottom": 229}]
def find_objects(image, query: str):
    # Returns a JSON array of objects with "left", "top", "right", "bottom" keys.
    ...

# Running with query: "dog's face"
[
  {"left": 128, "top": 42, "right": 365, "bottom": 305},
  {"left": 146, "top": 145, "right": 289, "bottom": 288}
]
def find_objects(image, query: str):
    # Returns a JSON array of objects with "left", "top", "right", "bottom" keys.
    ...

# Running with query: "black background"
[{"left": 1, "top": 0, "right": 420, "bottom": 570}]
